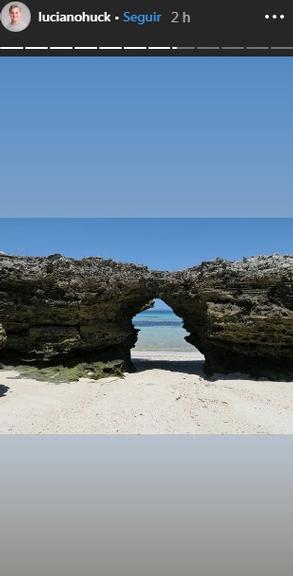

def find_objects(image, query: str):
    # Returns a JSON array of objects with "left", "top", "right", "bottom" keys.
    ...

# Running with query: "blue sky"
[
  {"left": 0, "top": 57, "right": 293, "bottom": 216},
  {"left": 0, "top": 219, "right": 291, "bottom": 270}
]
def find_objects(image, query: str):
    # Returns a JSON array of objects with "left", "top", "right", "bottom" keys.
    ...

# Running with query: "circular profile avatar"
[{"left": 1, "top": 2, "right": 31, "bottom": 32}]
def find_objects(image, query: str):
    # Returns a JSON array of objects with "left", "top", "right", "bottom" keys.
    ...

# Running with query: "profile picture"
[{"left": 0, "top": 2, "right": 31, "bottom": 32}]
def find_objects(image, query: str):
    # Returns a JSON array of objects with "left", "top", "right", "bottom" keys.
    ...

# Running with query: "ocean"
[{"left": 133, "top": 309, "right": 194, "bottom": 352}]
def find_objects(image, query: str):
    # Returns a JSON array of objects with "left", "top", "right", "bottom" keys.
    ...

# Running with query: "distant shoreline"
[{"left": 133, "top": 309, "right": 194, "bottom": 352}]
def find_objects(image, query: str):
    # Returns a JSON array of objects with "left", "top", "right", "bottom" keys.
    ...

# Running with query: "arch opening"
[{"left": 132, "top": 298, "right": 196, "bottom": 356}]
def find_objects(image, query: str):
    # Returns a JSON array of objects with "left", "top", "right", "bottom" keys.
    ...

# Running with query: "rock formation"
[
  {"left": 0, "top": 324, "right": 7, "bottom": 349},
  {"left": 162, "top": 255, "right": 293, "bottom": 377},
  {"left": 0, "top": 253, "right": 292, "bottom": 378}
]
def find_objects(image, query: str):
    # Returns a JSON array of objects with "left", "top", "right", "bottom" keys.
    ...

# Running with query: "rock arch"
[{"left": 0, "top": 253, "right": 292, "bottom": 378}]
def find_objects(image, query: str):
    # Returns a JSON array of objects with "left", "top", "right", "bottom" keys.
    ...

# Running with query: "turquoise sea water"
[{"left": 133, "top": 309, "right": 194, "bottom": 352}]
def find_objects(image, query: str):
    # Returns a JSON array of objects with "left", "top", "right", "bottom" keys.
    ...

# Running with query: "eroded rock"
[
  {"left": 0, "top": 253, "right": 292, "bottom": 378},
  {"left": 0, "top": 324, "right": 7, "bottom": 349},
  {"left": 161, "top": 255, "right": 293, "bottom": 378}
]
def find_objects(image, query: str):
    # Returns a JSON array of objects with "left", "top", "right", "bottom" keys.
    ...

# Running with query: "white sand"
[{"left": 0, "top": 350, "right": 293, "bottom": 434}]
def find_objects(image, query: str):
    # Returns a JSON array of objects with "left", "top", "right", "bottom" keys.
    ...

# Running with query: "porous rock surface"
[
  {"left": 0, "top": 253, "right": 292, "bottom": 378},
  {"left": 0, "top": 324, "right": 7, "bottom": 349}
]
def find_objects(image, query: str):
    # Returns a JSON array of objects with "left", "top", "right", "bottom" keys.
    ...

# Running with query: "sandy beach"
[{"left": 0, "top": 350, "right": 293, "bottom": 434}]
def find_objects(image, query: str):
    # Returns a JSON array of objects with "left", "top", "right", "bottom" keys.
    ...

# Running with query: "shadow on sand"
[
  {"left": 132, "top": 357, "right": 205, "bottom": 376},
  {"left": 0, "top": 385, "right": 9, "bottom": 397},
  {"left": 132, "top": 356, "right": 267, "bottom": 382}
]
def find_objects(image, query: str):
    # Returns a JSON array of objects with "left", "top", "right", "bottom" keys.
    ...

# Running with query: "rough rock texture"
[
  {"left": 0, "top": 324, "right": 7, "bottom": 349},
  {"left": 0, "top": 254, "right": 155, "bottom": 369},
  {"left": 161, "top": 255, "right": 293, "bottom": 377},
  {"left": 0, "top": 253, "right": 292, "bottom": 378}
]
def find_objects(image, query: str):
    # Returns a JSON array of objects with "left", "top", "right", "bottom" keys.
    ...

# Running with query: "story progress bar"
[{"left": 1, "top": 46, "right": 293, "bottom": 51}]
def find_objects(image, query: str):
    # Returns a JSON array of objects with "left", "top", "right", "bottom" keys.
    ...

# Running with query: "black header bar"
[{"left": 0, "top": 1, "right": 292, "bottom": 56}]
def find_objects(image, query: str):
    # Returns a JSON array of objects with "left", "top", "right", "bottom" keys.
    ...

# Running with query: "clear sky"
[
  {"left": 1, "top": 57, "right": 293, "bottom": 216},
  {"left": 0, "top": 219, "right": 291, "bottom": 271}
]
